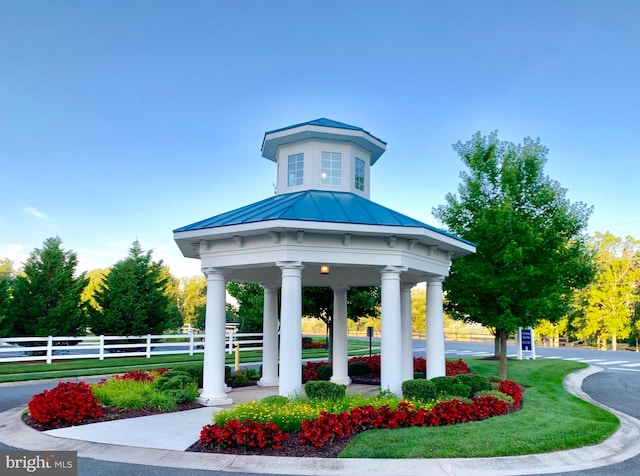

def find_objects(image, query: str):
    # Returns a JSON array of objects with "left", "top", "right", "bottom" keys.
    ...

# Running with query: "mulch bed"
[
  {"left": 23, "top": 376, "right": 386, "bottom": 457},
  {"left": 22, "top": 402, "right": 204, "bottom": 432},
  {"left": 186, "top": 434, "right": 353, "bottom": 458}
]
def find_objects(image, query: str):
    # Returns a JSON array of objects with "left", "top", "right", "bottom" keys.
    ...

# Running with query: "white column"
[
  {"left": 258, "top": 284, "right": 279, "bottom": 387},
  {"left": 380, "top": 266, "right": 407, "bottom": 397},
  {"left": 426, "top": 276, "right": 446, "bottom": 379},
  {"left": 198, "top": 267, "right": 232, "bottom": 406},
  {"left": 277, "top": 261, "right": 303, "bottom": 397},
  {"left": 401, "top": 284, "right": 414, "bottom": 383},
  {"left": 330, "top": 286, "right": 351, "bottom": 385}
]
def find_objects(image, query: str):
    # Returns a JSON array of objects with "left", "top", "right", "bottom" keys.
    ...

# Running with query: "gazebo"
[{"left": 173, "top": 118, "right": 475, "bottom": 405}]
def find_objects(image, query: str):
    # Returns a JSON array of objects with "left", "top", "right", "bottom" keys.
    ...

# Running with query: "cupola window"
[
  {"left": 321, "top": 151, "right": 342, "bottom": 186},
  {"left": 355, "top": 157, "right": 365, "bottom": 192},
  {"left": 287, "top": 153, "right": 304, "bottom": 187}
]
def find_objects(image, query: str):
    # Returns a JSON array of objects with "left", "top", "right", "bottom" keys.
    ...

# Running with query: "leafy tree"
[
  {"left": 572, "top": 232, "right": 640, "bottom": 350},
  {"left": 303, "top": 286, "right": 381, "bottom": 358},
  {"left": 0, "top": 277, "right": 11, "bottom": 337},
  {"left": 81, "top": 268, "right": 109, "bottom": 311},
  {"left": 226, "top": 282, "right": 264, "bottom": 332},
  {"left": 411, "top": 287, "right": 426, "bottom": 333},
  {"left": 5, "top": 236, "right": 88, "bottom": 338},
  {"left": 302, "top": 287, "right": 380, "bottom": 328},
  {"left": 159, "top": 265, "right": 183, "bottom": 332},
  {"left": 0, "top": 259, "right": 15, "bottom": 336},
  {"left": 88, "top": 241, "right": 172, "bottom": 335},
  {"left": 0, "top": 258, "right": 14, "bottom": 279},
  {"left": 178, "top": 276, "right": 207, "bottom": 329},
  {"left": 433, "top": 132, "right": 594, "bottom": 380}
]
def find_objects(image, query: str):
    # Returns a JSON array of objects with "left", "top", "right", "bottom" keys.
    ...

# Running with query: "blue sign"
[{"left": 521, "top": 329, "right": 532, "bottom": 351}]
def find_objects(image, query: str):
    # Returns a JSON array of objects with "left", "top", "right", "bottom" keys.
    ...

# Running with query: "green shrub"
[
  {"left": 430, "top": 376, "right": 455, "bottom": 395},
  {"left": 147, "top": 391, "right": 178, "bottom": 411},
  {"left": 225, "top": 365, "right": 231, "bottom": 382},
  {"left": 92, "top": 379, "right": 152, "bottom": 409},
  {"left": 401, "top": 379, "right": 437, "bottom": 403},
  {"left": 246, "top": 367, "right": 261, "bottom": 379},
  {"left": 475, "top": 390, "right": 515, "bottom": 405},
  {"left": 230, "top": 370, "right": 250, "bottom": 385},
  {"left": 413, "top": 372, "right": 425, "bottom": 379},
  {"left": 455, "top": 374, "right": 491, "bottom": 394},
  {"left": 316, "top": 365, "right": 333, "bottom": 381},
  {"left": 162, "top": 385, "right": 199, "bottom": 404},
  {"left": 260, "top": 395, "right": 289, "bottom": 405},
  {"left": 348, "top": 361, "right": 370, "bottom": 376},
  {"left": 154, "top": 370, "right": 199, "bottom": 404},
  {"left": 172, "top": 363, "right": 203, "bottom": 387},
  {"left": 450, "top": 382, "right": 472, "bottom": 398},
  {"left": 155, "top": 371, "right": 195, "bottom": 392},
  {"left": 302, "top": 337, "right": 313, "bottom": 345},
  {"left": 305, "top": 380, "right": 346, "bottom": 400}
]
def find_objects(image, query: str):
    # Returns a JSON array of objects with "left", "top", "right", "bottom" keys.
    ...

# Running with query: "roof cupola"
[{"left": 261, "top": 118, "right": 387, "bottom": 199}]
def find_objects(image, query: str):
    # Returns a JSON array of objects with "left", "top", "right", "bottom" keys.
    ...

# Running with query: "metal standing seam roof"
[
  {"left": 264, "top": 118, "right": 387, "bottom": 145},
  {"left": 173, "top": 190, "right": 473, "bottom": 245}
]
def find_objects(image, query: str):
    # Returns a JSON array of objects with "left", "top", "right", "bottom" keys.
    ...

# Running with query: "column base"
[
  {"left": 330, "top": 376, "right": 352, "bottom": 385},
  {"left": 197, "top": 393, "right": 233, "bottom": 406},
  {"left": 257, "top": 377, "right": 279, "bottom": 387}
]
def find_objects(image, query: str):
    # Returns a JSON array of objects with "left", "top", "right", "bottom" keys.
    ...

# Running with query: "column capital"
[
  {"left": 260, "top": 283, "right": 280, "bottom": 291},
  {"left": 202, "top": 267, "right": 229, "bottom": 279},
  {"left": 426, "top": 275, "right": 445, "bottom": 284},
  {"left": 401, "top": 282, "right": 417, "bottom": 291},
  {"left": 276, "top": 261, "right": 304, "bottom": 270},
  {"left": 332, "top": 286, "right": 349, "bottom": 293},
  {"left": 380, "top": 265, "right": 408, "bottom": 276}
]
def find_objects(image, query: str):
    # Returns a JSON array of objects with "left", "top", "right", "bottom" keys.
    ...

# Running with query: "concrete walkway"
[{"left": 1, "top": 367, "right": 640, "bottom": 475}]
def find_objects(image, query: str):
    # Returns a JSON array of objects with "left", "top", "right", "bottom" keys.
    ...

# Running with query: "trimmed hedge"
[
  {"left": 305, "top": 380, "right": 346, "bottom": 400},
  {"left": 401, "top": 379, "right": 437, "bottom": 402}
]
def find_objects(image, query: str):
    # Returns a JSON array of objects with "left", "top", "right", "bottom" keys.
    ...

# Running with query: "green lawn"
[
  {"left": 340, "top": 358, "right": 619, "bottom": 458},
  {"left": 0, "top": 339, "right": 379, "bottom": 383}
]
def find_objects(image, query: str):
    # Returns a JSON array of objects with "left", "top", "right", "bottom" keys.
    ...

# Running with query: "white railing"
[{"left": 0, "top": 332, "right": 264, "bottom": 364}]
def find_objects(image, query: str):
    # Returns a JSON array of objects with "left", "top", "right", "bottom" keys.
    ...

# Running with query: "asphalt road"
[{"left": 2, "top": 341, "right": 640, "bottom": 476}]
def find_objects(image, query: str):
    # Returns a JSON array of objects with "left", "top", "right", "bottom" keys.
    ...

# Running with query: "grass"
[
  {"left": 0, "top": 339, "right": 379, "bottom": 383},
  {"left": 340, "top": 358, "right": 620, "bottom": 458}
]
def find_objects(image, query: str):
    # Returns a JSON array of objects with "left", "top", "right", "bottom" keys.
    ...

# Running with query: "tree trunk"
[
  {"left": 612, "top": 333, "right": 617, "bottom": 351},
  {"left": 498, "top": 328, "right": 508, "bottom": 381},
  {"left": 494, "top": 334, "right": 500, "bottom": 357}
]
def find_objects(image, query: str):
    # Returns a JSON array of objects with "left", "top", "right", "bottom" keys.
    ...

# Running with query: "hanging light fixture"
[{"left": 320, "top": 265, "right": 330, "bottom": 274}]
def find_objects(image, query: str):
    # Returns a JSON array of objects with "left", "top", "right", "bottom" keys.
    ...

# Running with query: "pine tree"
[
  {"left": 6, "top": 236, "right": 88, "bottom": 337},
  {"left": 89, "top": 241, "right": 172, "bottom": 336}
]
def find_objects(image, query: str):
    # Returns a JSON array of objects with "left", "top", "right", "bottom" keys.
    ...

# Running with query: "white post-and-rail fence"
[{"left": 0, "top": 332, "right": 264, "bottom": 364}]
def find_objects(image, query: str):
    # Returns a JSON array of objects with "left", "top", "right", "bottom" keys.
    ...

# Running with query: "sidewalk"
[{"left": 1, "top": 367, "right": 640, "bottom": 475}]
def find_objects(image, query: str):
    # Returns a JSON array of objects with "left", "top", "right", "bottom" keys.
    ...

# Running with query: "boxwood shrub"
[
  {"left": 401, "top": 379, "right": 437, "bottom": 402},
  {"left": 305, "top": 380, "right": 346, "bottom": 400}
]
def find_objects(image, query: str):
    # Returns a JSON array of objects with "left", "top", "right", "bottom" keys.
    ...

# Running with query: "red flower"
[{"left": 28, "top": 381, "right": 103, "bottom": 426}]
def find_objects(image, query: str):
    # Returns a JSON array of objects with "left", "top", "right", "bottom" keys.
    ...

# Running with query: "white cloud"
[
  {"left": 0, "top": 244, "right": 29, "bottom": 269},
  {"left": 24, "top": 207, "right": 48, "bottom": 219}
]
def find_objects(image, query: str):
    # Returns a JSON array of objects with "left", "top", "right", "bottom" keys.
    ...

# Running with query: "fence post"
[
  {"left": 46, "top": 336, "right": 53, "bottom": 364},
  {"left": 146, "top": 334, "right": 151, "bottom": 358},
  {"left": 99, "top": 335, "right": 105, "bottom": 360},
  {"left": 189, "top": 332, "right": 194, "bottom": 356},
  {"left": 227, "top": 331, "right": 233, "bottom": 354}
]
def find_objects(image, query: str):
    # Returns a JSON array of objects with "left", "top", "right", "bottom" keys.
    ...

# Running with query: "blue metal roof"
[
  {"left": 265, "top": 118, "right": 386, "bottom": 145},
  {"left": 173, "top": 190, "right": 472, "bottom": 245}
]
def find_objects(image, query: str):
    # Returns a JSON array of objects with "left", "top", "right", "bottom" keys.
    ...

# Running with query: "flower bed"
[{"left": 197, "top": 378, "right": 523, "bottom": 454}]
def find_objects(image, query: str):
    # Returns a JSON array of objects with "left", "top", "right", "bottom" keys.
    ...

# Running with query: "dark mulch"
[
  {"left": 22, "top": 402, "right": 204, "bottom": 432},
  {"left": 22, "top": 375, "right": 384, "bottom": 458},
  {"left": 186, "top": 433, "right": 354, "bottom": 458}
]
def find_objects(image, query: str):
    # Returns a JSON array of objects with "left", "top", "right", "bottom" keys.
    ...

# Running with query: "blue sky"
[{"left": 1, "top": 1, "right": 638, "bottom": 277}]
